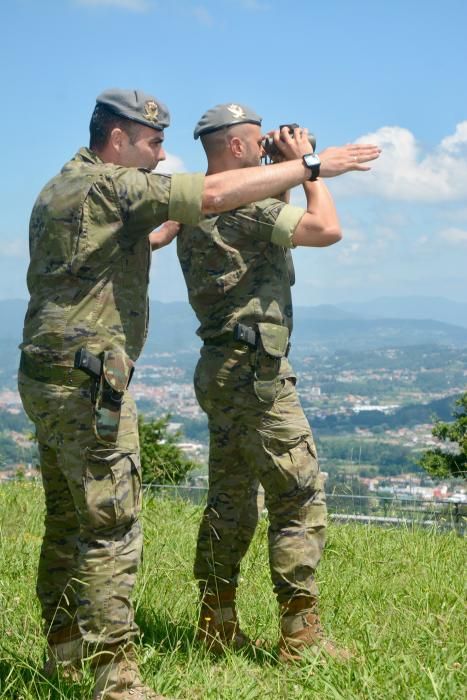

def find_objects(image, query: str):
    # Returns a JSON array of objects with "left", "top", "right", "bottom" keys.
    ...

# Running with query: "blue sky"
[{"left": 1, "top": 0, "right": 466, "bottom": 307}]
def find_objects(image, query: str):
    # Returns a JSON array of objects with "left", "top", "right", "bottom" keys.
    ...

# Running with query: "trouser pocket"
[
  {"left": 260, "top": 434, "right": 321, "bottom": 497},
  {"left": 83, "top": 448, "right": 142, "bottom": 532}
]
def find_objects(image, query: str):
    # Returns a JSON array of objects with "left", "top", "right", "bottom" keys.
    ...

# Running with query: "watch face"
[{"left": 304, "top": 153, "right": 320, "bottom": 181}]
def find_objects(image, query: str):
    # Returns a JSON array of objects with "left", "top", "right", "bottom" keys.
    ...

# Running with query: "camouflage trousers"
[
  {"left": 18, "top": 370, "right": 142, "bottom": 647},
  {"left": 193, "top": 344, "right": 327, "bottom": 603}
]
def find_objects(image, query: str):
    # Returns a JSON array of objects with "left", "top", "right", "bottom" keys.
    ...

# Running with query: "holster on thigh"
[
  {"left": 253, "top": 323, "right": 289, "bottom": 404},
  {"left": 92, "top": 351, "right": 134, "bottom": 446}
]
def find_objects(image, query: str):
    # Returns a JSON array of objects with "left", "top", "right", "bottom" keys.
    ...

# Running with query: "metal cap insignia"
[
  {"left": 227, "top": 104, "right": 246, "bottom": 120},
  {"left": 143, "top": 100, "right": 159, "bottom": 123}
]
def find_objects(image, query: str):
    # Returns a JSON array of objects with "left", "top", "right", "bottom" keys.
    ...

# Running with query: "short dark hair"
[
  {"left": 89, "top": 104, "right": 141, "bottom": 150},
  {"left": 200, "top": 126, "right": 232, "bottom": 157}
]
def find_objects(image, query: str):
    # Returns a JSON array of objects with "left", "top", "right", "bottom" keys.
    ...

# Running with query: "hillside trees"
[
  {"left": 419, "top": 392, "right": 466, "bottom": 479},
  {"left": 138, "top": 414, "right": 197, "bottom": 484}
]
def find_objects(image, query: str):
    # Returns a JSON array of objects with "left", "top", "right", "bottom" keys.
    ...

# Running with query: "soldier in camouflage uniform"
[
  {"left": 178, "top": 104, "right": 380, "bottom": 661},
  {"left": 18, "top": 89, "right": 367, "bottom": 699}
]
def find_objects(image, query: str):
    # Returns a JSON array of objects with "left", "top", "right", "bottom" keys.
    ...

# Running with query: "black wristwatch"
[{"left": 302, "top": 153, "right": 321, "bottom": 181}]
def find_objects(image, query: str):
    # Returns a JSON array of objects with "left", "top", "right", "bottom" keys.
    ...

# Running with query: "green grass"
[{"left": 0, "top": 483, "right": 465, "bottom": 699}]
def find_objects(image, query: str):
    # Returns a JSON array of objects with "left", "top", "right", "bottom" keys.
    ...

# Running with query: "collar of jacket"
[{"left": 74, "top": 147, "right": 105, "bottom": 165}]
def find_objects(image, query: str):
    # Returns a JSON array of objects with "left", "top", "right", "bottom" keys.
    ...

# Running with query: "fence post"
[{"left": 453, "top": 501, "right": 463, "bottom": 536}]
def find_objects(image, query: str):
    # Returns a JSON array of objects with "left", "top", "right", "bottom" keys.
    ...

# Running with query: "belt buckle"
[{"left": 233, "top": 323, "right": 257, "bottom": 348}]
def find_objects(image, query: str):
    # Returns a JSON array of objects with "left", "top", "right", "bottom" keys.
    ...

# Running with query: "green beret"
[
  {"left": 194, "top": 103, "right": 262, "bottom": 139},
  {"left": 95, "top": 88, "right": 170, "bottom": 131}
]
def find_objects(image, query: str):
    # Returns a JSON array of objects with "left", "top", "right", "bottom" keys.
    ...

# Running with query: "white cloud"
[
  {"left": 153, "top": 152, "right": 187, "bottom": 174},
  {"left": 76, "top": 0, "right": 151, "bottom": 11},
  {"left": 335, "top": 228, "right": 365, "bottom": 266},
  {"left": 332, "top": 121, "right": 467, "bottom": 202},
  {"left": 415, "top": 235, "right": 430, "bottom": 248},
  {"left": 3, "top": 239, "right": 28, "bottom": 258},
  {"left": 440, "top": 122, "right": 467, "bottom": 154},
  {"left": 438, "top": 227, "right": 467, "bottom": 245},
  {"left": 192, "top": 5, "right": 215, "bottom": 26},
  {"left": 331, "top": 221, "right": 402, "bottom": 269},
  {"left": 240, "top": 0, "right": 270, "bottom": 10}
]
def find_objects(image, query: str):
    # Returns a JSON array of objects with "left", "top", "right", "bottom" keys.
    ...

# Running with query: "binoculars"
[{"left": 262, "top": 123, "right": 316, "bottom": 159}]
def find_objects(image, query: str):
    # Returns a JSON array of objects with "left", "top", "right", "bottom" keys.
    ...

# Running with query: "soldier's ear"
[
  {"left": 109, "top": 127, "right": 125, "bottom": 153},
  {"left": 230, "top": 136, "right": 243, "bottom": 159}
]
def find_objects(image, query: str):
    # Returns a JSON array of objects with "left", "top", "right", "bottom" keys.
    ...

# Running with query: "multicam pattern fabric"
[
  {"left": 22, "top": 148, "right": 203, "bottom": 363},
  {"left": 178, "top": 201, "right": 327, "bottom": 604},
  {"left": 19, "top": 149, "right": 204, "bottom": 651},
  {"left": 177, "top": 199, "right": 298, "bottom": 340},
  {"left": 18, "top": 372, "right": 141, "bottom": 644},
  {"left": 193, "top": 345, "right": 326, "bottom": 603}
]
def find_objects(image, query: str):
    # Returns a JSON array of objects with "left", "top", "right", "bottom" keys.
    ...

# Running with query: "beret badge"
[
  {"left": 143, "top": 100, "right": 159, "bottom": 123},
  {"left": 227, "top": 104, "right": 246, "bottom": 120}
]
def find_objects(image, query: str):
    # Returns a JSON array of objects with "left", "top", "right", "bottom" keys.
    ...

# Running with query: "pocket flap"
[
  {"left": 257, "top": 323, "right": 289, "bottom": 358},
  {"left": 101, "top": 350, "right": 134, "bottom": 394}
]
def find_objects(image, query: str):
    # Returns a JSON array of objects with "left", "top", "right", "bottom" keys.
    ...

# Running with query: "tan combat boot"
[
  {"left": 42, "top": 623, "right": 84, "bottom": 681},
  {"left": 92, "top": 644, "right": 170, "bottom": 700},
  {"left": 279, "top": 596, "right": 352, "bottom": 663},
  {"left": 197, "top": 588, "right": 252, "bottom": 654}
]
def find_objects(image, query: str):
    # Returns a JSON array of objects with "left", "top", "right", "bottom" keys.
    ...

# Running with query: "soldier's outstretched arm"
[
  {"left": 201, "top": 135, "right": 380, "bottom": 214},
  {"left": 317, "top": 143, "right": 381, "bottom": 177},
  {"left": 201, "top": 158, "right": 314, "bottom": 214},
  {"left": 272, "top": 126, "right": 381, "bottom": 177}
]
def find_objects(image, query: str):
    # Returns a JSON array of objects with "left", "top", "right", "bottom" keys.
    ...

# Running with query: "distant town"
[{"left": 1, "top": 341, "right": 465, "bottom": 505}]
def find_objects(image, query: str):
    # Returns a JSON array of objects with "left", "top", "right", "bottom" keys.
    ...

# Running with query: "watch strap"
[{"left": 303, "top": 153, "right": 320, "bottom": 181}]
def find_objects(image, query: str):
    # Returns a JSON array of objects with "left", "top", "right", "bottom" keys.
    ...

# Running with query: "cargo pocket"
[
  {"left": 259, "top": 434, "right": 320, "bottom": 499},
  {"left": 93, "top": 350, "right": 134, "bottom": 446},
  {"left": 193, "top": 358, "right": 212, "bottom": 413},
  {"left": 309, "top": 471, "right": 327, "bottom": 527},
  {"left": 83, "top": 448, "right": 142, "bottom": 531},
  {"left": 253, "top": 323, "right": 290, "bottom": 404}
]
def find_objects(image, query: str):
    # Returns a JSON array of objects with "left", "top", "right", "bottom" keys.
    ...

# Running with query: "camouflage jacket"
[
  {"left": 21, "top": 148, "right": 204, "bottom": 363},
  {"left": 177, "top": 198, "right": 305, "bottom": 339}
]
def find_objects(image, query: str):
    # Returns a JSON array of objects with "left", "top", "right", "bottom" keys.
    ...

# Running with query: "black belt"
[
  {"left": 204, "top": 323, "right": 258, "bottom": 349},
  {"left": 203, "top": 333, "right": 233, "bottom": 347},
  {"left": 19, "top": 352, "right": 91, "bottom": 387}
]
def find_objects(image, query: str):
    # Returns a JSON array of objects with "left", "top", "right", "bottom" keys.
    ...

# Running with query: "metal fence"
[
  {"left": 1, "top": 479, "right": 464, "bottom": 533},
  {"left": 145, "top": 483, "right": 466, "bottom": 534}
]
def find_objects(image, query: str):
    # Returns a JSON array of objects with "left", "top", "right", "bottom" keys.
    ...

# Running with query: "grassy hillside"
[{"left": 0, "top": 484, "right": 465, "bottom": 699}]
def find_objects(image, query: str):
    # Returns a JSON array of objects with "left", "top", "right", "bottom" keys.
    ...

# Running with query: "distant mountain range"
[
  {"left": 1, "top": 297, "right": 467, "bottom": 357},
  {"left": 336, "top": 296, "right": 467, "bottom": 329}
]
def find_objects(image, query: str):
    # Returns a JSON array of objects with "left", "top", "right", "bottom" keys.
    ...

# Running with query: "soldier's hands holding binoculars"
[{"left": 269, "top": 126, "right": 314, "bottom": 162}]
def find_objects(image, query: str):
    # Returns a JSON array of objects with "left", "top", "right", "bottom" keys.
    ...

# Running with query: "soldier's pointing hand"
[
  {"left": 271, "top": 127, "right": 381, "bottom": 177},
  {"left": 318, "top": 143, "right": 381, "bottom": 177}
]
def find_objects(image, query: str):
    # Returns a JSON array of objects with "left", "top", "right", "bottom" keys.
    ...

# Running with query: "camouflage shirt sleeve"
[
  {"left": 218, "top": 198, "right": 304, "bottom": 249},
  {"left": 110, "top": 169, "right": 204, "bottom": 239},
  {"left": 168, "top": 173, "right": 204, "bottom": 225}
]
